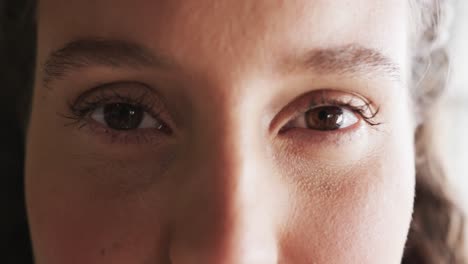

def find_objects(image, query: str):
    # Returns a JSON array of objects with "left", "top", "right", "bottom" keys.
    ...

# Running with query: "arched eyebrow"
[{"left": 42, "top": 38, "right": 402, "bottom": 87}]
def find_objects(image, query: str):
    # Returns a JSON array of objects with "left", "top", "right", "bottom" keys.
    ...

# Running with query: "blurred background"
[{"left": 442, "top": 0, "right": 468, "bottom": 210}]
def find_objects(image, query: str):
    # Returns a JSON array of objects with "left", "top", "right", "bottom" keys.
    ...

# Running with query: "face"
[{"left": 26, "top": 0, "right": 416, "bottom": 263}]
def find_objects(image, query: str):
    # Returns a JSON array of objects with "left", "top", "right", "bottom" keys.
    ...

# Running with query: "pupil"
[
  {"left": 103, "top": 103, "right": 144, "bottom": 130},
  {"left": 318, "top": 110, "right": 330, "bottom": 121},
  {"left": 306, "top": 106, "right": 344, "bottom": 130}
]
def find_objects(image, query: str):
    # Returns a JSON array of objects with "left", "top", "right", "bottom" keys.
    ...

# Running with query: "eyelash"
[
  {"left": 61, "top": 87, "right": 168, "bottom": 144},
  {"left": 309, "top": 98, "right": 381, "bottom": 127},
  {"left": 74, "top": 86, "right": 155, "bottom": 113},
  {"left": 62, "top": 86, "right": 381, "bottom": 145},
  {"left": 275, "top": 91, "right": 382, "bottom": 137}
]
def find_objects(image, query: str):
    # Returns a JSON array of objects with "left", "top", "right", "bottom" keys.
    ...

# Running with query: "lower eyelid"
[
  {"left": 75, "top": 117, "right": 168, "bottom": 145},
  {"left": 278, "top": 119, "right": 365, "bottom": 147}
]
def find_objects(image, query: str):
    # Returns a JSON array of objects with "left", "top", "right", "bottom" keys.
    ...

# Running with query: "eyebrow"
[
  {"left": 286, "top": 44, "right": 401, "bottom": 82},
  {"left": 42, "top": 38, "right": 177, "bottom": 86},
  {"left": 42, "top": 39, "right": 401, "bottom": 86}
]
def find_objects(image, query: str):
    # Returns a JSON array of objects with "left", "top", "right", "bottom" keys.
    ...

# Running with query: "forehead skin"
[
  {"left": 37, "top": 0, "right": 410, "bottom": 83},
  {"left": 28, "top": 0, "right": 415, "bottom": 263}
]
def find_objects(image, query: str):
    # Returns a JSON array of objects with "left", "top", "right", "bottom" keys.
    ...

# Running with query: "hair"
[
  {"left": 0, "top": 0, "right": 465, "bottom": 263},
  {"left": 0, "top": 1, "right": 35, "bottom": 263},
  {"left": 403, "top": 0, "right": 466, "bottom": 262}
]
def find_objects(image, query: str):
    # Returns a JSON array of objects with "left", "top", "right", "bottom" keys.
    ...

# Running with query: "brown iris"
[
  {"left": 103, "top": 103, "right": 144, "bottom": 130},
  {"left": 305, "top": 106, "right": 345, "bottom": 131}
]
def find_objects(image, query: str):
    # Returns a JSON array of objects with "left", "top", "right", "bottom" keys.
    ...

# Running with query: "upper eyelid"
[
  {"left": 70, "top": 81, "right": 154, "bottom": 106},
  {"left": 307, "top": 99, "right": 365, "bottom": 111},
  {"left": 303, "top": 102, "right": 381, "bottom": 126},
  {"left": 294, "top": 100, "right": 374, "bottom": 123},
  {"left": 70, "top": 92, "right": 144, "bottom": 117},
  {"left": 67, "top": 82, "right": 170, "bottom": 124},
  {"left": 313, "top": 90, "right": 373, "bottom": 107},
  {"left": 72, "top": 93, "right": 155, "bottom": 115},
  {"left": 296, "top": 92, "right": 375, "bottom": 117}
]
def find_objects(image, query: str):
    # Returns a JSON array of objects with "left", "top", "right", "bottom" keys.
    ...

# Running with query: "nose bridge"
[
  {"left": 169, "top": 95, "right": 279, "bottom": 263},
  {"left": 215, "top": 118, "right": 277, "bottom": 261}
]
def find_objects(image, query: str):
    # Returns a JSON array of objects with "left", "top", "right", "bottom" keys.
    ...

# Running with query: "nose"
[{"left": 167, "top": 107, "right": 282, "bottom": 264}]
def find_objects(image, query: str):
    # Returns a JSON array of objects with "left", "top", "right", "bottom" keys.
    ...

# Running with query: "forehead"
[{"left": 38, "top": 0, "right": 409, "bottom": 78}]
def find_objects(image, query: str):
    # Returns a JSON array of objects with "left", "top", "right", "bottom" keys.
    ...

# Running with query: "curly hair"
[
  {"left": 0, "top": 0, "right": 465, "bottom": 263},
  {"left": 402, "top": 0, "right": 466, "bottom": 263}
]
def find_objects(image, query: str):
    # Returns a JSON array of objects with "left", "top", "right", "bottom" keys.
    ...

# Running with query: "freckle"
[{"left": 100, "top": 248, "right": 106, "bottom": 256}]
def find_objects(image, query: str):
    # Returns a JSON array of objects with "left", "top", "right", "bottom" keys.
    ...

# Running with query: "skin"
[{"left": 26, "top": 0, "right": 416, "bottom": 263}]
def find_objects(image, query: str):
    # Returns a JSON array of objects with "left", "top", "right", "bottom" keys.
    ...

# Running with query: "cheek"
[
  {"left": 26, "top": 161, "right": 171, "bottom": 264},
  {"left": 25, "top": 87, "right": 180, "bottom": 263},
  {"left": 26, "top": 164, "right": 176, "bottom": 264},
  {"left": 25, "top": 113, "right": 172, "bottom": 263},
  {"left": 279, "top": 144, "right": 415, "bottom": 263}
]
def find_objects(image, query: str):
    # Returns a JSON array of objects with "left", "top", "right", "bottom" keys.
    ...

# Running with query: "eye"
[
  {"left": 91, "top": 103, "right": 167, "bottom": 131},
  {"left": 288, "top": 105, "right": 359, "bottom": 131}
]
